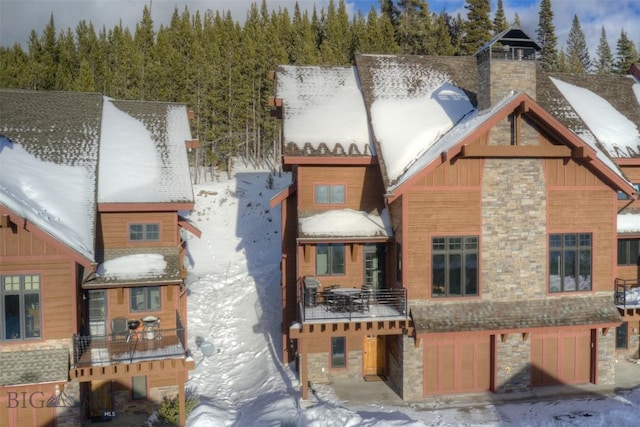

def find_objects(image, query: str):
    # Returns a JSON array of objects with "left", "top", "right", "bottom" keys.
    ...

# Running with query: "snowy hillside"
[{"left": 179, "top": 163, "right": 640, "bottom": 427}]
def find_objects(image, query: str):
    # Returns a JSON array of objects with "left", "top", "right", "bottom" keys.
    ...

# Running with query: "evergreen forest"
[{"left": 1, "top": 0, "right": 639, "bottom": 176}]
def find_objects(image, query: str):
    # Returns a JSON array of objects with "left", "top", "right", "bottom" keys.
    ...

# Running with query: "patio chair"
[
  {"left": 111, "top": 317, "right": 130, "bottom": 342},
  {"left": 352, "top": 288, "right": 371, "bottom": 313}
]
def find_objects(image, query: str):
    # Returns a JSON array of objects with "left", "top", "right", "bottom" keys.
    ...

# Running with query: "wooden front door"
[
  {"left": 89, "top": 380, "right": 112, "bottom": 419},
  {"left": 363, "top": 335, "right": 385, "bottom": 376}
]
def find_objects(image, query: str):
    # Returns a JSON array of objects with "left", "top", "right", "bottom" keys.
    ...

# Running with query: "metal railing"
[
  {"left": 299, "top": 280, "right": 408, "bottom": 322},
  {"left": 615, "top": 278, "right": 640, "bottom": 308},
  {"left": 72, "top": 327, "right": 188, "bottom": 367}
]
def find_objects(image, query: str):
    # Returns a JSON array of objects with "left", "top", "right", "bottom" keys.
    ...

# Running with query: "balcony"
[
  {"left": 615, "top": 278, "right": 640, "bottom": 309},
  {"left": 71, "top": 327, "right": 189, "bottom": 379},
  {"left": 299, "top": 281, "right": 408, "bottom": 323}
]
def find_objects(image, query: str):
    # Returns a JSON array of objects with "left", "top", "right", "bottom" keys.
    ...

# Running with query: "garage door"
[
  {"left": 0, "top": 384, "right": 57, "bottom": 427},
  {"left": 423, "top": 334, "right": 493, "bottom": 395},
  {"left": 531, "top": 328, "right": 592, "bottom": 386}
]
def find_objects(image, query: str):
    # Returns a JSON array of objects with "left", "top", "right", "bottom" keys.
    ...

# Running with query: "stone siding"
[
  {"left": 481, "top": 158, "right": 547, "bottom": 302},
  {"left": 598, "top": 328, "right": 617, "bottom": 384},
  {"left": 307, "top": 350, "right": 362, "bottom": 384},
  {"left": 495, "top": 334, "right": 531, "bottom": 393},
  {"left": 401, "top": 335, "right": 423, "bottom": 401},
  {"left": 478, "top": 59, "right": 537, "bottom": 110}
]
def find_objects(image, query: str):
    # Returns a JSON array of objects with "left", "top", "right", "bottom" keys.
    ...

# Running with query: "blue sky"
[{"left": 0, "top": 0, "right": 638, "bottom": 58}]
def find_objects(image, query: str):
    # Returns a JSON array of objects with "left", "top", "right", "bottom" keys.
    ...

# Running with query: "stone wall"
[
  {"left": 307, "top": 350, "right": 362, "bottom": 383},
  {"left": 495, "top": 334, "right": 531, "bottom": 393},
  {"left": 478, "top": 59, "right": 537, "bottom": 110},
  {"left": 400, "top": 335, "right": 423, "bottom": 401},
  {"left": 598, "top": 328, "right": 617, "bottom": 384},
  {"left": 481, "top": 158, "right": 547, "bottom": 302}
]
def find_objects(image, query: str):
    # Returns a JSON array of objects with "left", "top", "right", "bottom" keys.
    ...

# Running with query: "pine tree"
[
  {"left": 319, "top": 0, "right": 351, "bottom": 64},
  {"left": 55, "top": 28, "right": 78, "bottom": 90},
  {"left": 75, "top": 58, "right": 96, "bottom": 92},
  {"left": 461, "top": 0, "right": 492, "bottom": 55},
  {"left": 565, "top": 14, "right": 590, "bottom": 73},
  {"left": 537, "top": 0, "right": 559, "bottom": 71},
  {"left": 396, "top": 0, "right": 434, "bottom": 55},
  {"left": 595, "top": 26, "right": 613, "bottom": 75},
  {"left": 290, "top": 3, "right": 320, "bottom": 64},
  {"left": 614, "top": 29, "right": 639, "bottom": 74},
  {"left": 0, "top": 44, "right": 30, "bottom": 88},
  {"left": 493, "top": 0, "right": 509, "bottom": 34},
  {"left": 557, "top": 47, "right": 569, "bottom": 72},
  {"left": 134, "top": 5, "right": 156, "bottom": 100},
  {"left": 513, "top": 13, "right": 522, "bottom": 27},
  {"left": 432, "top": 12, "right": 455, "bottom": 56}
]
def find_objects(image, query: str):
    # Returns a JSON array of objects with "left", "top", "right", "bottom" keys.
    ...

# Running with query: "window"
[
  {"left": 132, "top": 376, "right": 147, "bottom": 400},
  {"left": 618, "top": 239, "right": 640, "bottom": 265},
  {"left": 130, "top": 287, "right": 161, "bottom": 312},
  {"left": 331, "top": 337, "right": 346, "bottom": 368},
  {"left": 432, "top": 236, "right": 478, "bottom": 297},
  {"left": 616, "top": 322, "right": 628, "bottom": 350},
  {"left": 1, "top": 274, "right": 41, "bottom": 340},
  {"left": 315, "top": 184, "right": 345, "bottom": 204},
  {"left": 316, "top": 244, "right": 345, "bottom": 276},
  {"left": 129, "top": 223, "right": 160, "bottom": 241},
  {"left": 549, "top": 233, "right": 592, "bottom": 293}
]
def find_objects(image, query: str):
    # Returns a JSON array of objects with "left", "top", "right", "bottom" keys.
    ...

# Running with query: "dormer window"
[{"left": 129, "top": 223, "right": 160, "bottom": 242}]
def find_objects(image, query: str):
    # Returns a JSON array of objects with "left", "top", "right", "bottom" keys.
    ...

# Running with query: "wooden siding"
[
  {"left": 0, "top": 383, "right": 58, "bottom": 427},
  {"left": 105, "top": 285, "right": 182, "bottom": 331},
  {"left": 546, "top": 158, "right": 609, "bottom": 188},
  {"left": 298, "top": 243, "right": 365, "bottom": 288},
  {"left": 547, "top": 189, "right": 615, "bottom": 292},
  {"left": 298, "top": 165, "right": 384, "bottom": 212},
  {"left": 1, "top": 222, "right": 63, "bottom": 258},
  {"left": 412, "top": 157, "right": 483, "bottom": 188},
  {"left": 306, "top": 334, "right": 363, "bottom": 353},
  {"left": 405, "top": 190, "right": 481, "bottom": 300},
  {"left": 97, "top": 212, "right": 178, "bottom": 248},
  {"left": 1, "top": 258, "right": 77, "bottom": 341}
]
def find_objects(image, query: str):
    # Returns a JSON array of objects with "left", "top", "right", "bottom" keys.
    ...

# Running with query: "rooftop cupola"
[{"left": 475, "top": 26, "right": 542, "bottom": 110}]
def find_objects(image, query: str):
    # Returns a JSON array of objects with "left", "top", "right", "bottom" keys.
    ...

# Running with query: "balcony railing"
[
  {"left": 615, "top": 278, "right": 640, "bottom": 309},
  {"left": 299, "top": 280, "right": 407, "bottom": 323},
  {"left": 72, "top": 327, "right": 188, "bottom": 367}
]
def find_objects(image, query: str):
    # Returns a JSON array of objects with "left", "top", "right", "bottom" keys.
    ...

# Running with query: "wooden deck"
[{"left": 73, "top": 329, "right": 187, "bottom": 367}]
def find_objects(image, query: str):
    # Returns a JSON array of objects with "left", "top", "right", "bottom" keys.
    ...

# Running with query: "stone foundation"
[{"left": 307, "top": 350, "right": 362, "bottom": 384}]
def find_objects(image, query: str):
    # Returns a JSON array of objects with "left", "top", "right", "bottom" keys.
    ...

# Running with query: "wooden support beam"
[
  {"left": 602, "top": 327, "right": 609, "bottom": 336},
  {"left": 522, "top": 332, "right": 529, "bottom": 341},
  {"left": 303, "top": 245, "right": 311, "bottom": 263},
  {"left": 500, "top": 333, "right": 508, "bottom": 343},
  {"left": 460, "top": 144, "right": 572, "bottom": 158},
  {"left": 0, "top": 214, "right": 10, "bottom": 228},
  {"left": 117, "top": 288, "right": 124, "bottom": 305},
  {"left": 350, "top": 244, "right": 358, "bottom": 262}
]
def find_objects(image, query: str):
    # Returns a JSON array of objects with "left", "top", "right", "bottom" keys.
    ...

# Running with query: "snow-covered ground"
[{"left": 179, "top": 162, "right": 640, "bottom": 426}]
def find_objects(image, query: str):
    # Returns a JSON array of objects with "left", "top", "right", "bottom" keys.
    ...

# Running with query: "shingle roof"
[
  {"left": 85, "top": 246, "right": 183, "bottom": 287},
  {"left": 0, "top": 89, "right": 101, "bottom": 259},
  {"left": 98, "top": 99, "right": 194, "bottom": 204},
  {"left": 0, "top": 348, "right": 69, "bottom": 386},
  {"left": 411, "top": 295, "right": 622, "bottom": 334}
]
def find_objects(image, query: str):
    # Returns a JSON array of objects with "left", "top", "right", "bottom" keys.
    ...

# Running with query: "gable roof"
[
  {"left": 275, "top": 65, "right": 373, "bottom": 157},
  {"left": 0, "top": 89, "right": 195, "bottom": 262},
  {"left": 0, "top": 90, "right": 101, "bottom": 260},
  {"left": 98, "top": 98, "right": 195, "bottom": 205},
  {"left": 537, "top": 73, "right": 640, "bottom": 158}
]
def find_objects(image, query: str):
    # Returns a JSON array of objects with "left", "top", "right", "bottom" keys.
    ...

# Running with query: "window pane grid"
[
  {"left": 1, "top": 274, "right": 42, "bottom": 341},
  {"left": 315, "top": 185, "right": 346, "bottom": 204},
  {"left": 316, "top": 244, "right": 345, "bottom": 276},
  {"left": 549, "top": 233, "right": 592, "bottom": 292},
  {"left": 432, "top": 236, "right": 479, "bottom": 297},
  {"left": 129, "top": 223, "right": 160, "bottom": 241}
]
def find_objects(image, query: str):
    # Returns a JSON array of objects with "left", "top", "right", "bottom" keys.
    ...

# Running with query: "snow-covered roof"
[
  {"left": 299, "top": 208, "right": 392, "bottom": 239},
  {"left": 550, "top": 77, "right": 640, "bottom": 159},
  {"left": 0, "top": 89, "right": 195, "bottom": 262},
  {"left": 99, "top": 99, "right": 194, "bottom": 204},
  {"left": 276, "top": 65, "right": 373, "bottom": 156},
  {"left": 618, "top": 213, "right": 640, "bottom": 233},
  {"left": 367, "top": 58, "right": 476, "bottom": 183},
  {"left": 0, "top": 90, "right": 101, "bottom": 260}
]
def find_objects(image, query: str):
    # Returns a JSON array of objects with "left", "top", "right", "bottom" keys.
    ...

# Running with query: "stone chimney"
[{"left": 475, "top": 27, "right": 541, "bottom": 110}]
